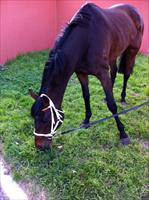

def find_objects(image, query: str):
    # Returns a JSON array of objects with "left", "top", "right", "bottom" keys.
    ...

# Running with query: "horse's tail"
[{"left": 118, "top": 46, "right": 139, "bottom": 75}]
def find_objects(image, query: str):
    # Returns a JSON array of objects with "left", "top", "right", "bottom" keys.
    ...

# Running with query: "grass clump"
[{"left": 0, "top": 50, "right": 149, "bottom": 200}]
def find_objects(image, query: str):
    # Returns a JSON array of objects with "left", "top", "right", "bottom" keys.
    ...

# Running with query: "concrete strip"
[{"left": 0, "top": 160, "right": 28, "bottom": 200}]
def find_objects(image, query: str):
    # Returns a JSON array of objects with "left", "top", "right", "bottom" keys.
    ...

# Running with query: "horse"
[{"left": 29, "top": 3, "right": 144, "bottom": 150}]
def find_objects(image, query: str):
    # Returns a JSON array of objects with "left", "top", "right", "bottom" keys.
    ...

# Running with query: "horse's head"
[{"left": 29, "top": 89, "right": 64, "bottom": 150}]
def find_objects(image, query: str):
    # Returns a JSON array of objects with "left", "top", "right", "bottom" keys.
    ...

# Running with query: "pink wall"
[
  {"left": 0, "top": 0, "right": 148, "bottom": 64},
  {"left": 0, "top": 0, "right": 57, "bottom": 64}
]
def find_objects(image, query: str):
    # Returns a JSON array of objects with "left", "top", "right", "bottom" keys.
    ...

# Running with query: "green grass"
[{"left": 0, "top": 50, "right": 149, "bottom": 200}]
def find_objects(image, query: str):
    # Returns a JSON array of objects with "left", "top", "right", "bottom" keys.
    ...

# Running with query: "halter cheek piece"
[{"left": 33, "top": 94, "right": 64, "bottom": 138}]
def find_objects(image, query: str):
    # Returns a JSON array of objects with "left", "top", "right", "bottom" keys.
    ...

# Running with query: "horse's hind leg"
[
  {"left": 110, "top": 60, "right": 117, "bottom": 88},
  {"left": 119, "top": 47, "right": 139, "bottom": 104},
  {"left": 97, "top": 68, "right": 130, "bottom": 145},
  {"left": 121, "top": 74, "right": 130, "bottom": 105},
  {"left": 76, "top": 73, "right": 92, "bottom": 125}
]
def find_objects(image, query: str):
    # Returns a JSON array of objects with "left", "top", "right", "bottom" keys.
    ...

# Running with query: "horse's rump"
[
  {"left": 112, "top": 5, "right": 144, "bottom": 74},
  {"left": 77, "top": 3, "right": 144, "bottom": 74}
]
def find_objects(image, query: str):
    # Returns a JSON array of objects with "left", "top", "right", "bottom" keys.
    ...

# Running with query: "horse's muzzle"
[{"left": 35, "top": 136, "right": 52, "bottom": 150}]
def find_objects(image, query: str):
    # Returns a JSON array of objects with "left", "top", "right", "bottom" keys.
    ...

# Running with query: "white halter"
[{"left": 33, "top": 94, "right": 64, "bottom": 138}]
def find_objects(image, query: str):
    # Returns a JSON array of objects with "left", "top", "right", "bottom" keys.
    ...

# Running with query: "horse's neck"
[
  {"left": 54, "top": 39, "right": 86, "bottom": 108},
  {"left": 42, "top": 28, "right": 86, "bottom": 109},
  {"left": 48, "top": 75, "right": 71, "bottom": 109}
]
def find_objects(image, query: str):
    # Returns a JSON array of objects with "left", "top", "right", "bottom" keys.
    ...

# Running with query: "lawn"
[{"left": 0, "top": 50, "right": 149, "bottom": 200}]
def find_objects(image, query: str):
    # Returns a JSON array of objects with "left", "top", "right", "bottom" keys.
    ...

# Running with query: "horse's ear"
[{"left": 28, "top": 89, "right": 39, "bottom": 100}]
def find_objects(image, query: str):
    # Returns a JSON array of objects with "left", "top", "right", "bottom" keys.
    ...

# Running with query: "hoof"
[
  {"left": 121, "top": 101, "right": 127, "bottom": 106},
  {"left": 81, "top": 123, "right": 90, "bottom": 129},
  {"left": 84, "top": 123, "right": 90, "bottom": 129},
  {"left": 121, "top": 99, "right": 127, "bottom": 106},
  {"left": 121, "top": 137, "right": 130, "bottom": 145}
]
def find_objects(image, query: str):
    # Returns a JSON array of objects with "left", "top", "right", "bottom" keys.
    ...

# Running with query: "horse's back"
[{"left": 82, "top": 3, "right": 144, "bottom": 31}]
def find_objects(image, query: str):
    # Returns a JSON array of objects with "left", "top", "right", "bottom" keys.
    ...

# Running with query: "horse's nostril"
[{"left": 35, "top": 144, "right": 45, "bottom": 151}]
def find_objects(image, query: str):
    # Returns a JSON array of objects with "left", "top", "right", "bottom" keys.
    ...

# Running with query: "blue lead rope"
[{"left": 61, "top": 100, "right": 149, "bottom": 135}]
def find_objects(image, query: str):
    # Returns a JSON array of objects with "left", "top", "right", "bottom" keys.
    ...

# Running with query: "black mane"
[{"left": 53, "top": 4, "right": 91, "bottom": 51}]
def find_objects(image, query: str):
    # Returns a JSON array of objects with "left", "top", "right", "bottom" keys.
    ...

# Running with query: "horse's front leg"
[{"left": 76, "top": 73, "right": 92, "bottom": 125}]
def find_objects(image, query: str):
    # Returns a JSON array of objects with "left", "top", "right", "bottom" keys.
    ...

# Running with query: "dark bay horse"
[{"left": 29, "top": 3, "right": 144, "bottom": 150}]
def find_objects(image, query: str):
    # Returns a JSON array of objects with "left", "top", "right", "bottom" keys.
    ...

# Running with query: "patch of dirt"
[
  {"left": 0, "top": 186, "right": 9, "bottom": 200},
  {"left": 20, "top": 181, "right": 49, "bottom": 200},
  {"left": 131, "top": 92, "right": 140, "bottom": 97},
  {"left": 140, "top": 139, "right": 149, "bottom": 150},
  {"left": 141, "top": 191, "right": 149, "bottom": 200},
  {"left": 0, "top": 154, "right": 12, "bottom": 174},
  {"left": 0, "top": 154, "right": 50, "bottom": 200}
]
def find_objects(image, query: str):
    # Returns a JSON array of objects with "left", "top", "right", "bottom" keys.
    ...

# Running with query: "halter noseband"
[{"left": 33, "top": 94, "right": 64, "bottom": 138}]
